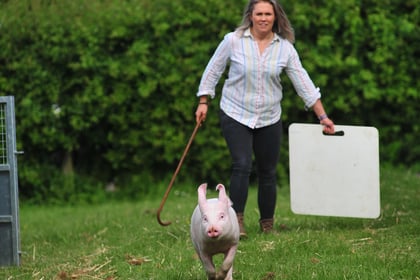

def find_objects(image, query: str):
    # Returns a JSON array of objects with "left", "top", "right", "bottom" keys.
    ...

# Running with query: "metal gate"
[{"left": 0, "top": 96, "right": 21, "bottom": 266}]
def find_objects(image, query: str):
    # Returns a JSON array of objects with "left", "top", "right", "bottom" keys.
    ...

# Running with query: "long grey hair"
[{"left": 236, "top": 0, "right": 295, "bottom": 43}]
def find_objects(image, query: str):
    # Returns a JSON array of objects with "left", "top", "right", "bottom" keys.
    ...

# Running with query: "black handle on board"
[{"left": 322, "top": 130, "right": 345, "bottom": 136}]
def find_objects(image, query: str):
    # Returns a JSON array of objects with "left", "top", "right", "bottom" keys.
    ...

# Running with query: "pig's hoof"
[
  {"left": 216, "top": 271, "right": 228, "bottom": 280},
  {"left": 207, "top": 272, "right": 217, "bottom": 280}
]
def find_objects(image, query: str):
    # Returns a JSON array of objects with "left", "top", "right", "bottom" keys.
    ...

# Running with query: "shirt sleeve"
[
  {"left": 285, "top": 45, "right": 321, "bottom": 110},
  {"left": 197, "top": 33, "right": 232, "bottom": 98}
]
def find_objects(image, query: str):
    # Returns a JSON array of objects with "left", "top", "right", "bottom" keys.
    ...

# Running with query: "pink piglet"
[{"left": 190, "top": 183, "right": 240, "bottom": 280}]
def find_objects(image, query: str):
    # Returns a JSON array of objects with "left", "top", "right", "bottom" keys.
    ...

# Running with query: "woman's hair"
[{"left": 236, "top": 0, "right": 295, "bottom": 43}]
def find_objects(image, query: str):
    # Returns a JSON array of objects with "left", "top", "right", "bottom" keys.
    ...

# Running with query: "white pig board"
[{"left": 288, "top": 123, "right": 380, "bottom": 218}]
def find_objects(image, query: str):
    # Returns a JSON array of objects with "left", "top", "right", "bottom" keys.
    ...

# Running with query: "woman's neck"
[{"left": 250, "top": 28, "right": 273, "bottom": 42}]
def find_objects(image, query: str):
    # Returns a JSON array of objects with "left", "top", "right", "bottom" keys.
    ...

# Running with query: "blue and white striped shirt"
[{"left": 197, "top": 28, "right": 321, "bottom": 129}]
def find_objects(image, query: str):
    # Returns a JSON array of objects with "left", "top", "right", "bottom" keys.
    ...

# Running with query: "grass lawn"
[{"left": 1, "top": 166, "right": 419, "bottom": 279}]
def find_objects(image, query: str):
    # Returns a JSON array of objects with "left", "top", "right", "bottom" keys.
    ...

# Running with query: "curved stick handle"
[{"left": 157, "top": 120, "right": 202, "bottom": 226}]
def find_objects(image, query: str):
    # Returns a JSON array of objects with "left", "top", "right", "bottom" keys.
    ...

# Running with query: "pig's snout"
[{"left": 207, "top": 226, "right": 221, "bottom": 238}]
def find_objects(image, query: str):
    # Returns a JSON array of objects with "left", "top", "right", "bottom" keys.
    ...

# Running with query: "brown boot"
[
  {"left": 259, "top": 218, "right": 274, "bottom": 233},
  {"left": 236, "top": 213, "right": 247, "bottom": 239}
]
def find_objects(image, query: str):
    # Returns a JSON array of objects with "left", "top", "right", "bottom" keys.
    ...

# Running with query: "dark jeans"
[{"left": 219, "top": 110, "right": 282, "bottom": 220}]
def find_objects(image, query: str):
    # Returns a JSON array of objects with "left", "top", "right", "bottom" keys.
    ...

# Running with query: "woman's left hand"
[{"left": 321, "top": 118, "right": 335, "bottom": 134}]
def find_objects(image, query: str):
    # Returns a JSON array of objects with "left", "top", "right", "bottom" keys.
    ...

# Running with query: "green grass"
[{"left": 1, "top": 166, "right": 419, "bottom": 279}]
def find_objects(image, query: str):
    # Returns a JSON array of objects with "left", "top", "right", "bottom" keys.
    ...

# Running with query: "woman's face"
[{"left": 250, "top": 2, "right": 275, "bottom": 35}]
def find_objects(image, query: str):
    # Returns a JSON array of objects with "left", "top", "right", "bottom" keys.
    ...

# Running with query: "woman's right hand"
[{"left": 195, "top": 103, "right": 208, "bottom": 124}]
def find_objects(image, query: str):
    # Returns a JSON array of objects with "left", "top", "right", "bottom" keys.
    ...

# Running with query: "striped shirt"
[{"left": 197, "top": 28, "right": 321, "bottom": 129}]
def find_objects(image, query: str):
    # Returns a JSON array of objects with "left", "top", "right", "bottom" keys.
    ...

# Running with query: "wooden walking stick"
[{"left": 157, "top": 120, "right": 202, "bottom": 226}]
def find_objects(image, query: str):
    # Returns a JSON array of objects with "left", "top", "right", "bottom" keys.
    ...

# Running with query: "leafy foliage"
[{"left": 0, "top": 0, "right": 418, "bottom": 203}]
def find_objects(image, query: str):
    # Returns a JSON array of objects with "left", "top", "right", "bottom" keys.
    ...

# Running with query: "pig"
[{"left": 190, "top": 183, "right": 240, "bottom": 280}]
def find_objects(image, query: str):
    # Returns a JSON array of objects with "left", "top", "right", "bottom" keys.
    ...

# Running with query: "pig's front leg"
[
  {"left": 199, "top": 253, "right": 217, "bottom": 280},
  {"left": 217, "top": 244, "right": 238, "bottom": 280}
]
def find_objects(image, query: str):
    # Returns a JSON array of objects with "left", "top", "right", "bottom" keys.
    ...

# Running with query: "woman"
[{"left": 195, "top": 0, "right": 335, "bottom": 237}]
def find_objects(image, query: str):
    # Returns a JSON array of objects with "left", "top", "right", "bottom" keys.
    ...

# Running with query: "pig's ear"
[
  {"left": 198, "top": 183, "right": 208, "bottom": 206},
  {"left": 216, "top": 184, "right": 229, "bottom": 206}
]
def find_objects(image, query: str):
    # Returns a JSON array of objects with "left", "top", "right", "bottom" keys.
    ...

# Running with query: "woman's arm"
[{"left": 312, "top": 99, "right": 335, "bottom": 134}]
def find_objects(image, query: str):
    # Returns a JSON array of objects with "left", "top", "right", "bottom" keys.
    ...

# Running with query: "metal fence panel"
[{"left": 0, "top": 96, "right": 20, "bottom": 266}]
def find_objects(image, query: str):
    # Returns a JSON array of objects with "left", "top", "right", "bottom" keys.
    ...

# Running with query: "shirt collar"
[
  {"left": 244, "top": 28, "right": 252, "bottom": 38},
  {"left": 243, "top": 28, "right": 280, "bottom": 42}
]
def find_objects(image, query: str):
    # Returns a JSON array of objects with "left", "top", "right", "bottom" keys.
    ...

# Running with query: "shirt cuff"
[
  {"left": 304, "top": 87, "right": 321, "bottom": 110},
  {"left": 197, "top": 90, "right": 215, "bottom": 99}
]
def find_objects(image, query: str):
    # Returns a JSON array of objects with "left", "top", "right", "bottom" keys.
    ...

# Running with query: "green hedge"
[{"left": 0, "top": 0, "right": 418, "bottom": 203}]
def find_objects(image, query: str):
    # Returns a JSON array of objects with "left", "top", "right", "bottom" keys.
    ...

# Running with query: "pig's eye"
[
  {"left": 219, "top": 213, "right": 225, "bottom": 220},
  {"left": 203, "top": 215, "right": 208, "bottom": 222}
]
